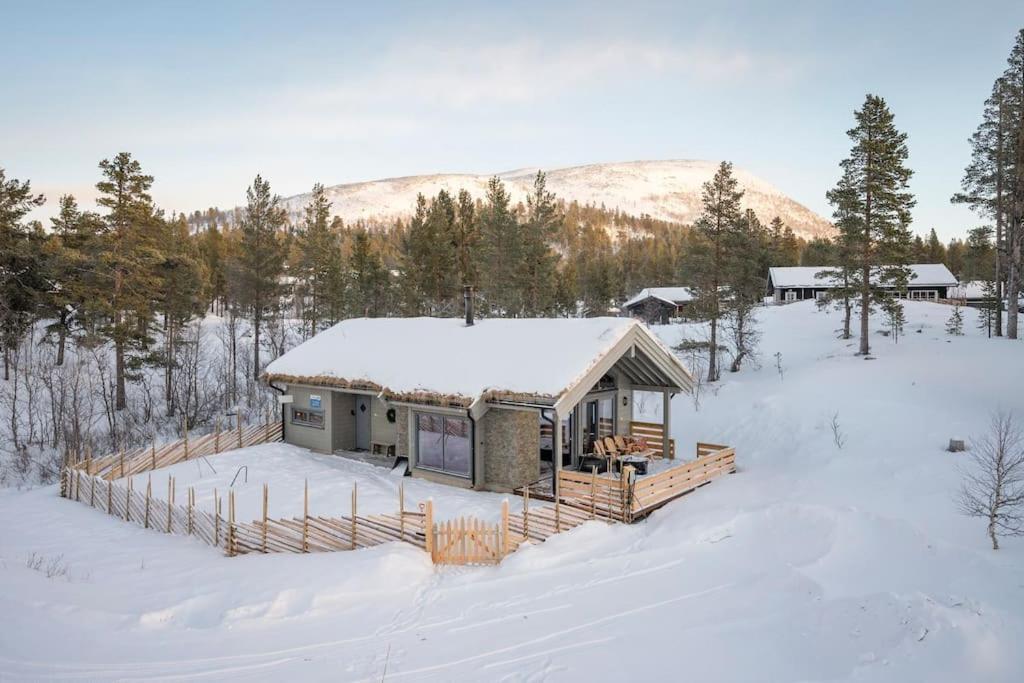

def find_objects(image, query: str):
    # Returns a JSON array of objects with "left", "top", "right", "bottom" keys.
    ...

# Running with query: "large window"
[{"left": 416, "top": 413, "right": 472, "bottom": 477}]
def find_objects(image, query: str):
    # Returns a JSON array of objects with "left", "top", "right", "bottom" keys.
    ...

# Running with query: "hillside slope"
[
  {"left": 1, "top": 302, "right": 1022, "bottom": 681},
  {"left": 282, "top": 160, "right": 835, "bottom": 240}
]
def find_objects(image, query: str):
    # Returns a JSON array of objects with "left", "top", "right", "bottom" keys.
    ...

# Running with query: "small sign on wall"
[
  {"left": 278, "top": 394, "right": 294, "bottom": 404},
  {"left": 310, "top": 394, "right": 322, "bottom": 409}
]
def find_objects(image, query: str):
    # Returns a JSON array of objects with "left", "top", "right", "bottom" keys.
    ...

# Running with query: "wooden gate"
[{"left": 430, "top": 501, "right": 511, "bottom": 565}]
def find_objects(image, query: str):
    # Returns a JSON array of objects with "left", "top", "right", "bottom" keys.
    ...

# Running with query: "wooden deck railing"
[{"left": 630, "top": 420, "right": 676, "bottom": 459}]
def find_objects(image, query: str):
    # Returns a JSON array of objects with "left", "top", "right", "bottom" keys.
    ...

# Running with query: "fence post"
[
  {"left": 144, "top": 475, "right": 152, "bottom": 529},
  {"left": 262, "top": 483, "right": 268, "bottom": 553},
  {"left": 214, "top": 488, "right": 219, "bottom": 546},
  {"left": 74, "top": 469, "right": 80, "bottom": 502},
  {"left": 590, "top": 466, "right": 597, "bottom": 519},
  {"left": 125, "top": 477, "right": 132, "bottom": 522},
  {"left": 90, "top": 475, "right": 96, "bottom": 508},
  {"left": 215, "top": 418, "right": 221, "bottom": 454},
  {"left": 107, "top": 478, "right": 112, "bottom": 515},
  {"left": 523, "top": 487, "right": 530, "bottom": 540},
  {"left": 183, "top": 417, "right": 189, "bottom": 461},
  {"left": 621, "top": 465, "right": 635, "bottom": 523},
  {"left": 167, "top": 477, "right": 174, "bottom": 533},
  {"left": 187, "top": 487, "right": 194, "bottom": 535},
  {"left": 119, "top": 451, "right": 125, "bottom": 479},
  {"left": 152, "top": 439, "right": 157, "bottom": 471},
  {"left": 424, "top": 499, "right": 434, "bottom": 561},
  {"left": 350, "top": 482, "right": 358, "bottom": 550},
  {"left": 264, "top": 408, "right": 270, "bottom": 442},
  {"left": 554, "top": 494, "right": 561, "bottom": 533},
  {"left": 228, "top": 490, "right": 236, "bottom": 557},
  {"left": 398, "top": 483, "right": 405, "bottom": 540},
  {"left": 302, "top": 479, "right": 309, "bottom": 553},
  {"left": 501, "top": 500, "right": 510, "bottom": 558},
  {"left": 237, "top": 412, "right": 242, "bottom": 449}
]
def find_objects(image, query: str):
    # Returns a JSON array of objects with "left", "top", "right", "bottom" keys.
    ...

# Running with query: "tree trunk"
[
  {"left": 165, "top": 318, "right": 175, "bottom": 417},
  {"left": 56, "top": 311, "right": 68, "bottom": 366},
  {"left": 115, "top": 337, "right": 126, "bottom": 410},
  {"left": 3, "top": 347, "right": 8, "bottom": 381},
  {"left": 707, "top": 315, "right": 718, "bottom": 382},
  {"left": 253, "top": 311, "right": 261, "bottom": 381},
  {"left": 843, "top": 295, "right": 852, "bottom": 339},
  {"left": 996, "top": 95, "right": 1005, "bottom": 337},
  {"left": 989, "top": 516, "right": 1000, "bottom": 550}
]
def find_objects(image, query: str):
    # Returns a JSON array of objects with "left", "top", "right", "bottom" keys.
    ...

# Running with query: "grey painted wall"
[
  {"left": 285, "top": 385, "right": 332, "bottom": 453},
  {"left": 331, "top": 392, "right": 356, "bottom": 451}
]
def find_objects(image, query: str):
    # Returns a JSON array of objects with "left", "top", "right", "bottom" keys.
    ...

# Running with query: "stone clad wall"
[{"left": 481, "top": 408, "right": 538, "bottom": 492}]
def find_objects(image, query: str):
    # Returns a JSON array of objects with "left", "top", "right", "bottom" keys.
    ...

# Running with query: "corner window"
[
  {"left": 784, "top": 290, "right": 797, "bottom": 302},
  {"left": 291, "top": 407, "right": 325, "bottom": 429},
  {"left": 416, "top": 413, "right": 471, "bottom": 478}
]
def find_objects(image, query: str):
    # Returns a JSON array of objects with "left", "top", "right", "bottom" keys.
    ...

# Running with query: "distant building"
[
  {"left": 623, "top": 287, "right": 697, "bottom": 324},
  {"left": 767, "top": 264, "right": 958, "bottom": 304},
  {"left": 948, "top": 280, "right": 1024, "bottom": 312}
]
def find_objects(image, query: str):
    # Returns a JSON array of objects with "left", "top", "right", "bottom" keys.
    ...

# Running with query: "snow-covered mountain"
[{"left": 281, "top": 160, "right": 835, "bottom": 240}]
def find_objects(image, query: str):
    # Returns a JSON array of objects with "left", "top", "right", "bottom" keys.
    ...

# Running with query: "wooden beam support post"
[
  {"left": 214, "top": 418, "right": 221, "bottom": 454},
  {"left": 552, "top": 409, "right": 562, "bottom": 500},
  {"left": 662, "top": 388, "right": 672, "bottom": 460},
  {"left": 424, "top": 499, "right": 434, "bottom": 561},
  {"left": 398, "top": 483, "right": 405, "bottom": 540}
]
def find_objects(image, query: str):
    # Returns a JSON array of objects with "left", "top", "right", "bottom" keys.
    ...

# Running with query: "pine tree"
[
  {"left": 454, "top": 189, "right": 479, "bottom": 290},
  {"left": 0, "top": 168, "right": 46, "bottom": 380},
  {"left": 94, "top": 153, "right": 163, "bottom": 410},
  {"left": 953, "top": 31, "right": 1024, "bottom": 339},
  {"left": 349, "top": 227, "right": 389, "bottom": 317},
  {"left": 228, "top": 175, "right": 287, "bottom": 381},
  {"left": 687, "top": 161, "right": 744, "bottom": 381},
  {"left": 156, "top": 214, "right": 206, "bottom": 416},
  {"left": 197, "top": 222, "right": 227, "bottom": 315},
  {"left": 727, "top": 209, "right": 767, "bottom": 371},
  {"left": 826, "top": 95, "right": 916, "bottom": 356}
]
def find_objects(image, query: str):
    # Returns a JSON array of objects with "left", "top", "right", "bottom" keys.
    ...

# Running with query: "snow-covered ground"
[{"left": 2, "top": 301, "right": 1023, "bottom": 681}]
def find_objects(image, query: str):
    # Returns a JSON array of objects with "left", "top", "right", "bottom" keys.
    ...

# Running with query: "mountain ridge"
[{"left": 281, "top": 159, "right": 835, "bottom": 240}]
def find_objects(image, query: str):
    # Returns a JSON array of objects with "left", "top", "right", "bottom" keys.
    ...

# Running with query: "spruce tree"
[
  {"left": 0, "top": 168, "right": 46, "bottom": 380},
  {"left": 478, "top": 177, "right": 521, "bottom": 316},
  {"left": 946, "top": 304, "right": 965, "bottom": 336},
  {"left": 826, "top": 95, "right": 916, "bottom": 356},
  {"left": 228, "top": 175, "right": 287, "bottom": 381},
  {"left": 293, "top": 183, "right": 340, "bottom": 335},
  {"left": 520, "top": 172, "right": 561, "bottom": 316}
]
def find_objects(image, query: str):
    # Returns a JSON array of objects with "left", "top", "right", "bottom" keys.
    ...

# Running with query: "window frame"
[
  {"left": 414, "top": 412, "right": 473, "bottom": 479},
  {"left": 291, "top": 406, "right": 325, "bottom": 429}
]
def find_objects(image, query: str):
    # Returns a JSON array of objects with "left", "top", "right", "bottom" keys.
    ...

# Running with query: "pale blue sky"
[{"left": 2, "top": 1, "right": 1022, "bottom": 240}]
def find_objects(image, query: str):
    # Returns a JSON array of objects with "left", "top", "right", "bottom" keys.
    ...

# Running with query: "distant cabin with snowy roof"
[
  {"left": 623, "top": 287, "right": 697, "bottom": 324},
  {"left": 767, "top": 264, "right": 958, "bottom": 304},
  {"left": 263, "top": 316, "right": 693, "bottom": 493}
]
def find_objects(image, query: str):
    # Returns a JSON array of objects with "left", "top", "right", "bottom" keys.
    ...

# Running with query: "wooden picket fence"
[
  {"left": 429, "top": 501, "right": 512, "bottom": 565},
  {"left": 70, "top": 412, "right": 283, "bottom": 482},
  {"left": 630, "top": 420, "right": 676, "bottom": 459},
  {"left": 59, "top": 419, "right": 734, "bottom": 566}
]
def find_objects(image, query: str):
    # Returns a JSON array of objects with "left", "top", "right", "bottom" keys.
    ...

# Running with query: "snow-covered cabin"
[
  {"left": 623, "top": 287, "right": 697, "bottom": 324},
  {"left": 263, "top": 315, "right": 693, "bottom": 493},
  {"left": 767, "top": 264, "right": 958, "bottom": 304}
]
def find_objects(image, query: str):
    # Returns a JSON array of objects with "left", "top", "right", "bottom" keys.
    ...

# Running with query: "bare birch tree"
[{"left": 959, "top": 411, "right": 1024, "bottom": 549}]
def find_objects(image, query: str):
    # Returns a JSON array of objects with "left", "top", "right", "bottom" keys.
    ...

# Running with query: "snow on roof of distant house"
[
  {"left": 768, "top": 264, "right": 958, "bottom": 289},
  {"left": 264, "top": 317, "right": 693, "bottom": 409},
  {"left": 624, "top": 287, "right": 696, "bottom": 308}
]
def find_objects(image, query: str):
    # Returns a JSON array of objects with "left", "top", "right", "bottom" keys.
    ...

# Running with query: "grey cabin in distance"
[
  {"left": 623, "top": 287, "right": 697, "bottom": 324},
  {"left": 767, "top": 264, "right": 958, "bottom": 304},
  {"left": 262, "top": 306, "right": 693, "bottom": 495}
]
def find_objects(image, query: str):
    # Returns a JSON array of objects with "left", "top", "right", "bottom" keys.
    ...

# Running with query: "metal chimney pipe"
[{"left": 464, "top": 285, "right": 474, "bottom": 326}]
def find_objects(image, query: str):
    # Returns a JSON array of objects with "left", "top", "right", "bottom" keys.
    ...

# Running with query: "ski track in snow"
[{"left": 2, "top": 301, "right": 1024, "bottom": 681}]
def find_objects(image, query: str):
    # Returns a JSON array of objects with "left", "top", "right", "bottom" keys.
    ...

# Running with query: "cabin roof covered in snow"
[
  {"left": 264, "top": 317, "right": 693, "bottom": 412},
  {"left": 624, "top": 286, "right": 696, "bottom": 308},
  {"left": 768, "top": 263, "right": 958, "bottom": 289}
]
